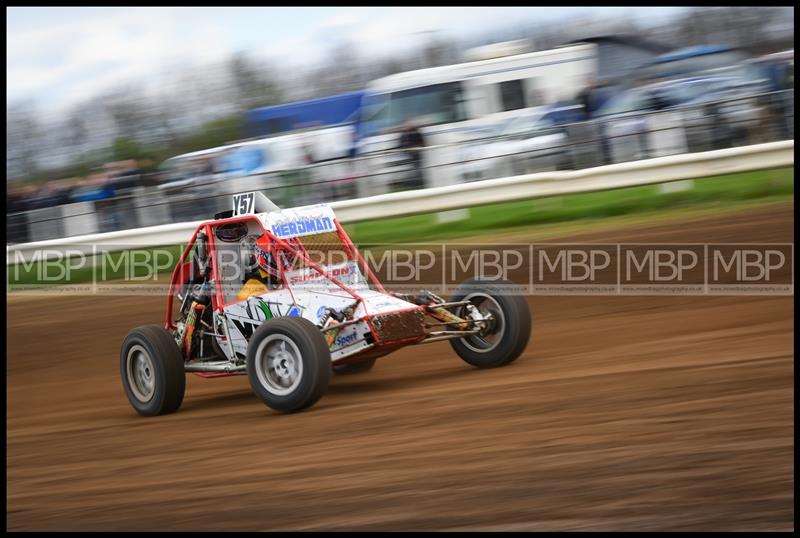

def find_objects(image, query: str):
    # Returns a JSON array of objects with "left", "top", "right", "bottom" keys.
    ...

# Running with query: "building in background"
[{"left": 567, "top": 35, "right": 672, "bottom": 85}]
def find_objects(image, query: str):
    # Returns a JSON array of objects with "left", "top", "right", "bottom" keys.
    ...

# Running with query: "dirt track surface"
[{"left": 6, "top": 204, "right": 795, "bottom": 531}]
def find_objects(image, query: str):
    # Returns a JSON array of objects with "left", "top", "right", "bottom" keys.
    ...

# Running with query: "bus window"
[
  {"left": 499, "top": 79, "right": 526, "bottom": 111},
  {"left": 362, "top": 99, "right": 390, "bottom": 138},
  {"left": 386, "top": 82, "right": 467, "bottom": 129}
]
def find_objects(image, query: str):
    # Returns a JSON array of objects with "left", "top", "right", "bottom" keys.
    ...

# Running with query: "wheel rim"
[
  {"left": 255, "top": 334, "right": 304, "bottom": 396},
  {"left": 459, "top": 293, "right": 506, "bottom": 353},
  {"left": 126, "top": 344, "right": 156, "bottom": 403}
]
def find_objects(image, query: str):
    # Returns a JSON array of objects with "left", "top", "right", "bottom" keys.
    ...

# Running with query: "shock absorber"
[
  {"left": 319, "top": 307, "right": 347, "bottom": 348},
  {"left": 182, "top": 280, "right": 213, "bottom": 359}
]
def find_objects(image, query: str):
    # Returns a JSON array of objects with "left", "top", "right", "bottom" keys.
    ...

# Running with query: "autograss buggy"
[{"left": 121, "top": 192, "right": 531, "bottom": 415}]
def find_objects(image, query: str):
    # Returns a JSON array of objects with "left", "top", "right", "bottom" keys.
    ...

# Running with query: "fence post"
[
  {"left": 133, "top": 187, "right": 171, "bottom": 227},
  {"left": 62, "top": 201, "right": 99, "bottom": 237}
]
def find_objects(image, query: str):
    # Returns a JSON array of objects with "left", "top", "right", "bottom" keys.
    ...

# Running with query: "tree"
[
  {"left": 112, "top": 136, "right": 146, "bottom": 161},
  {"left": 6, "top": 102, "right": 44, "bottom": 182},
  {"left": 667, "top": 7, "right": 793, "bottom": 54},
  {"left": 228, "top": 52, "right": 282, "bottom": 111},
  {"left": 168, "top": 115, "right": 245, "bottom": 159},
  {"left": 105, "top": 89, "right": 148, "bottom": 139},
  {"left": 301, "top": 39, "right": 369, "bottom": 99},
  {"left": 61, "top": 113, "right": 88, "bottom": 154}
]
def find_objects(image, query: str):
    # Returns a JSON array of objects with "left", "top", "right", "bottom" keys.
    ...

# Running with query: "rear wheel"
[
  {"left": 120, "top": 325, "right": 186, "bottom": 416},
  {"left": 247, "top": 317, "right": 331, "bottom": 413},
  {"left": 448, "top": 278, "right": 532, "bottom": 368}
]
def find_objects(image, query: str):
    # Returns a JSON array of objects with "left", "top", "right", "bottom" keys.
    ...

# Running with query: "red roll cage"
[{"left": 165, "top": 214, "right": 387, "bottom": 330}]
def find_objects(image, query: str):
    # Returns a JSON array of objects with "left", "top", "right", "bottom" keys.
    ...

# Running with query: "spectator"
[
  {"left": 397, "top": 120, "right": 426, "bottom": 190},
  {"left": 705, "top": 102, "right": 732, "bottom": 150},
  {"left": 303, "top": 142, "right": 316, "bottom": 166},
  {"left": 649, "top": 88, "right": 671, "bottom": 111},
  {"left": 576, "top": 79, "right": 597, "bottom": 117},
  {"left": 347, "top": 128, "right": 358, "bottom": 160}
]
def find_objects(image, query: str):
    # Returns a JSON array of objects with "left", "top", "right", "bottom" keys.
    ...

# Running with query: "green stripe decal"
[{"left": 257, "top": 300, "right": 273, "bottom": 320}]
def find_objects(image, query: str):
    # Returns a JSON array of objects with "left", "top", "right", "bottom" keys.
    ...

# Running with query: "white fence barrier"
[{"left": 7, "top": 140, "right": 793, "bottom": 265}]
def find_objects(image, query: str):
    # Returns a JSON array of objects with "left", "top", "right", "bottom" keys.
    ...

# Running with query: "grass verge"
[{"left": 7, "top": 166, "right": 793, "bottom": 287}]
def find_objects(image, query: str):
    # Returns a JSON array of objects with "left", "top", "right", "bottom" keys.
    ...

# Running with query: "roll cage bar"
[{"left": 165, "top": 213, "right": 387, "bottom": 329}]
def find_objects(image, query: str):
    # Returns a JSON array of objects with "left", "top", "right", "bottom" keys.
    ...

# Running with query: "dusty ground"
[{"left": 6, "top": 204, "right": 794, "bottom": 531}]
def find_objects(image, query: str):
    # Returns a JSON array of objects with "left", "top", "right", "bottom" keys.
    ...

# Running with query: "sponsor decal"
[
  {"left": 317, "top": 305, "right": 329, "bottom": 319},
  {"left": 229, "top": 303, "right": 300, "bottom": 340},
  {"left": 253, "top": 245, "right": 282, "bottom": 278},
  {"left": 231, "top": 318, "right": 258, "bottom": 341},
  {"left": 256, "top": 299, "right": 273, "bottom": 320},
  {"left": 244, "top": 298, "right": 275, "bottom": 320},
  {"left": 289, "top": 264, "right": 354, "bottom": 284},
  {"left": 335, "top": 332, "right": 358, "bottom": 347},
  {"left": 271, "top": 216, "right": 334, "bottom": 238}
]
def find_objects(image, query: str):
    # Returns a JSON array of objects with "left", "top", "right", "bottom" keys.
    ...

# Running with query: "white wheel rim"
[
  {"left": 127, "top": 344, "right": 155, "bottom": 402},
  {"left": 255, "top": 334, "right": 304, "bottom": 396},
  {"left": 459, "top": 293, "right": 506, "bottom": 353}
]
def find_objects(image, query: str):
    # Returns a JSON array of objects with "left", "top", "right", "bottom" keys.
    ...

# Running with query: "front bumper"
[{"left": 369, "top": 308, "right": 427, "bottom": 344}]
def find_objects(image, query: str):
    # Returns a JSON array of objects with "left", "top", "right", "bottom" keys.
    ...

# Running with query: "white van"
[
  {"left": 156, "top": 123, "right": 357, "bottom": 217},
  {"left": 213, "top": 126, "right": 356, "bottom": 206}
]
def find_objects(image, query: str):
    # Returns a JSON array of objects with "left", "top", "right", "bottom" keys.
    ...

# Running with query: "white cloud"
[
  {"left": 7, "top": 7, "right": 690, "bottom": 115},
  {"left": 318, "top": 12, "right": 360, "bottom": 31},
  {"left": 7, "top": 8, "right": 231, "bottom": 113}
]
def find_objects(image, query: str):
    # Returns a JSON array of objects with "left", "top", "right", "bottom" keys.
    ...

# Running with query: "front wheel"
[
  {"left": 120, "top": 325, "right": 186, "bottom": 416},
  {"left": 247, "top": 317, "right": 332, "bottom": 413},
  {"left": 448, "top": 278, "right": 532, "bottom": 368}
]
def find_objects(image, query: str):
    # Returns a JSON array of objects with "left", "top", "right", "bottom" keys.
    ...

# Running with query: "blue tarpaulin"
[{"left": 246, "top": 91, "right": 365, "bottom": 137}]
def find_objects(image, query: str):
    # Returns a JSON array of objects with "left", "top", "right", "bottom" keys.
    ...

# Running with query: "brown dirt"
[{"left": 6, "top": 204, "right": 794, "bottom": 531}]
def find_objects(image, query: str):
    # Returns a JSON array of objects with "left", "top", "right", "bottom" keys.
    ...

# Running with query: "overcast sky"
[{"left": 7, "top": 7, "right": 688, "bottom": 113}]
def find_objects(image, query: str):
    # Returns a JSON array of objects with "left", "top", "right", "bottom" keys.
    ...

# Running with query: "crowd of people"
[{"left": 6, "top": 160, "right": 151, "bottom": 215}]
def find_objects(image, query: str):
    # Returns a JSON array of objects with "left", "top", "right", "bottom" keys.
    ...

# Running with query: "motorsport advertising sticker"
[{"left": 262, "top": 204, "right": 338, "bottom": 239}]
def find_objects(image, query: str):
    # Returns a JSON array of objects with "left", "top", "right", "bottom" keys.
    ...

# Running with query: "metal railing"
[{"left": 7, "top": 140, "right": 794, "bottom": 265}]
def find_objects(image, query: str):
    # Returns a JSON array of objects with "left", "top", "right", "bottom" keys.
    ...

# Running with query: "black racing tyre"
[
  {"left": 247, "top": 317, "right": 332, "bottom": 413},
  {"left": 120, "top": 325, "right": 186, "bottom": 416},
  {"left": 333, "top": 358, "right": 377, "bottom": 375},
  {"left": 448, "top": 278, "right": 532, "bottom": 368}
]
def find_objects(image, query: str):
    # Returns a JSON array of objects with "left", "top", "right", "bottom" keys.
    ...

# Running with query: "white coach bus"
[{"left": 354, "top": 41, "right": 598, "bottom": 188}]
